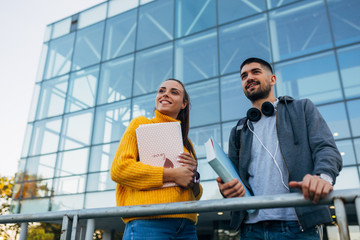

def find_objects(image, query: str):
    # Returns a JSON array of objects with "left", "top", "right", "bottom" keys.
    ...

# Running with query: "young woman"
[{"left": 111, "top": 79, "right": 202, "bottom": 239}]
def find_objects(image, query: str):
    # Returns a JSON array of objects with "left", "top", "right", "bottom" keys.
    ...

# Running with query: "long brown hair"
[{"left": 164, "top": 79, "right": 197, "bottom": 159}]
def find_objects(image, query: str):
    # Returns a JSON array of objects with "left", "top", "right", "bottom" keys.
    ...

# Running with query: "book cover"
[
  {"left": 205, "top": 137, "right": 252, "bottom": 197},
  {"left": 136, "top": 122, "right": 183, "bottom": 188}
]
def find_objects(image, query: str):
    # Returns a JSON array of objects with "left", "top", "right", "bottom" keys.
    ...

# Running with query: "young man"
[{"left": 217, "top": 58, "right": 342, "bottom": 239}]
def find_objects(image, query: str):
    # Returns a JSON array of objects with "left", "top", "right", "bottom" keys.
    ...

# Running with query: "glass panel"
[
  {"left": 218, "top": 0, "right": 266, "bottom": 24},
  {"left": 108, "top": 0, "right": 138, "bottom": 17},
  {"left": 16, "top": 159, "right": 26, "bottom": 182},
  {"left": 12, "top": 183, "right": 22, "bottom": 200},
  {"left": 89, "top": 142, "right": 119, "bottom": 172},
  {"left": 221, "top": 74, "right": 252, "bottom": 121},
  {"left": 60, "top": 110, "right": 93, "bottom": 150},
  {"left": 133, "top": 43, "right": 173, "bottom": 96},
  {"left": 337, "top": 44, "right": 360, "bottom": 99},
  {"left": 137, "top": 0, "right": 174, "bottom": 50},
  {"left": 66, "top": 66, "right": 99, "bottom": 112},
  {"left": 26, "top": 154, "right": 56, "bottom": 180},
  {"left": 336, "top": 140, "right": 356, "bottom": 166},
  {"left": 198, "top": 158, "right": 218, "bottom": 181},
  {"left": 44, "top": 33, "right": 75, "bottom": 79},
  {"left": 275, "top": 52, "right": 342, "bottom": 105},
  {"left": 78, "top": 3, "right": 107, "bottom": 29},
  {"left": 53, "top": 176, "right": 86, "bottom": 195},
  {"left": 189, "top": 124, "right": 221, "bottom": 159},
  {"left": 132, "top": 93, "right": 157, "bottom": 119},
  {"left": 317, "top": 102, "right": 351, "bottom": 140},
  {"left": 20, "top": 199, "right": 49, "bottom": 213},
  {"left": 36, "top": 43, "right": 49, "bottom": 82},
  {"left": 56, "top": 148, "right": 89, "bottom": 177},
  {"left": 21, "top": 124, "right": 33, "bottom": 158},
  {"left": 222, "top": 121, "right": 238, "bottom": 154},
  {"left": 187, "top": 79, "right": 220, "bottom": 127},
  {"left": 28, "top": 84, "right": 41, "bottom": 122},
  {"left": 93, "top": 101, "right": 131, "bottom": 145},
  {"left": 175, "top": 29, "right": 218, "bottom": 84},
  {"left": 30, "top": 117, "right": 62, "bottom": 156},
  {"left": 85, "top": 191, "right": 116, "bottom": 209},
  {"left": 328, "top": 0, "right": 360, "bottom": 46},
  {"left": 98, "top": 55, "right": 134, "bottom": 104},
  {"left": 355, "top": 139, "right": 360, "bottom": 164},
  {"left": 44, "top": 25, "right": 52, "bottom": 42},
  {"left": 52, "top": 18, "right": 71, "bottom": 39},
  {"left": 72, "top": 22, "right": 105, "bottom": 71},
  {"left": 175, "top": 0, "right": 216, "bottom": 37},
  {"left": 199, "top": 180, "right": 223, "bottom": 200},
  {"left": 103, "top": 10, "right": 137, "bottom": 60},
  {"left": 269, "top": 0, "right": 332, "bottom": 61},
  {"left": 51, "top": 194, "right": 84, "bottom": 211},
  {"left": 334, "top": 166, "right": 359, "bottom": 190},
  {"left": 37, "top": 76, "right": 68, "bottom": 119},
  {"left": 266, "top": 0, "right": 298, "bottom": 9},
  {"left": 86, "top": 172, "right": 116, "bottom": 191},
  {"left": 347, "top": 99, "right": 360, "bottom": 137},
  {"left": 219, "top": 14, "right": 270, "bottom": 75},
  {"left": 10, "top": 200, "right": 20, "bottom": 214},
  {"left": 14, "top": 179, "right": 52, "bottom": 199}
]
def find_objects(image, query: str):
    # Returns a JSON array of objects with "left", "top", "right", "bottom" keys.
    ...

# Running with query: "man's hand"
[
  {"left": 289, "top": 174, "right": 333, "bottom": 204},
  {"left": 216, "top": 177, "right": 246, "bottom": 198}
]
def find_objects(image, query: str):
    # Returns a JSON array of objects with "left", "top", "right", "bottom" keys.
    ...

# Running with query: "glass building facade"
[{"left": 13, "top": 0, "right": 360, "bottom": 237}]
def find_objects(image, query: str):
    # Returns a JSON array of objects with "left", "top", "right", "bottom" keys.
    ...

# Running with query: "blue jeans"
[
  {"left": 240, "top": 221, "right": 321, "bottom": 240},
  {"left": 123, "top": 218, "right": 198, "bottom": 240}
]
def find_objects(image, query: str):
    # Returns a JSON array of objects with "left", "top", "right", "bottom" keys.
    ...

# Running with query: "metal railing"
[{"left": 1, "top": 189, "right": 359, "bottom": 240}]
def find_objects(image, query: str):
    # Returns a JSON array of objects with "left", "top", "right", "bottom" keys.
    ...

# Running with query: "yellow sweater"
[{"left": 110, "top": 110, "right": 203, "bottom": 223}]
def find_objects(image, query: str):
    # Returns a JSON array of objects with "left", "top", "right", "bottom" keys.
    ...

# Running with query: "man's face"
[{"left": 240, "top": 62, "right": 274, "bottom": 102}]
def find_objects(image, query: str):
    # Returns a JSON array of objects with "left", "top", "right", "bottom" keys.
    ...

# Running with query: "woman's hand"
[
  {"left": 164, "top": 166, "right": 194, "bottom": 188},
  {"left": 177, "top": 152, "right": 198, "bottom": 170}
]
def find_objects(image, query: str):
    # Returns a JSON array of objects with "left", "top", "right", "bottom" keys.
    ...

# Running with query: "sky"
[{"left": 0, "top": 0, "right": 106, "bottom": 177}]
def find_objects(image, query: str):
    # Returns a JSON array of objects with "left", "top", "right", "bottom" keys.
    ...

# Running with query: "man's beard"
[{"left": 244, "top": 83, "right": 271, "bottom": 102}]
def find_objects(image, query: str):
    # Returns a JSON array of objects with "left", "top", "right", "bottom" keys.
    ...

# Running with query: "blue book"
[{"left": 205, "top": 137, "right": 252, "bottom": 197}]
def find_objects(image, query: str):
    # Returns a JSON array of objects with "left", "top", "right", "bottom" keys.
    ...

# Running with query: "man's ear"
[{"left": 270, "top": 74, "right": 277, "bottom": 86}]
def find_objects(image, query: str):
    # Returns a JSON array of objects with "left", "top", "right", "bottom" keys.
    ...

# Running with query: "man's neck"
[{"left": 251, "top": 96, "right": 277, "bottom": 109}]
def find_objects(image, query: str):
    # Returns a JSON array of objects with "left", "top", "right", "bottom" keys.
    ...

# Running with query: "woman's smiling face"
[{"left": 155, "top": 80, "right": 187, "bottom": 119}]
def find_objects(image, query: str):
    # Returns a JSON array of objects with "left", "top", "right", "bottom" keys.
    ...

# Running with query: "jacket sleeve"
[
  {"left": 228, "top": 126, "right": 240, "bottom": 172},
  {"left": 304, "top": 99, "right": 343, "bottom": 184},
  {"left": 110, "top": 118, "right": 164, "bottom": 190}
]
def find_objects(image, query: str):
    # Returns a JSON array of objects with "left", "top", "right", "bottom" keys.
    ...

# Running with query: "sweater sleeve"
[{"left": 110, "top": 118, "right": 164, "bottom": 190}]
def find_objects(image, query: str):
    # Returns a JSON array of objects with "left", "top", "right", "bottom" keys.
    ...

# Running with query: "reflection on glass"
[
  {"left": 56, "top": 148, "right": 89, "bottom": 177},
  {"left": 72, "top": 22, "right": 105, "bottom": 71},
  {"left": 175, "top": 29, "right": 218, "bottom": 83},
  {"left": 221, "top": 74, "right": 252, "bottom": 121},
  {"left": 175, "top": 0, "right": 216, "bottom": 37},
  {"left": 98, "top": 56, "right": 134, "bottom": 104},
  {"left": 89, "top": 143, "right": 119, "bottom": 172},
  {"left": 354, "top": 139, "right": 360, "bottom": 164},
  {"left": 335, "top": 140, "right": 356, "bottom": 166},
  {"left": 66, "top": 66, "right": 98, "bottom": 112},
  {"left": 13, "top": 179, "right": 52, "bottom": 199},
  {"left": 51, "top": 194, "right": 84, "bottom": 211},
  {"left": 347, "top": 99, "right": 360, "bottom": 137},
  {"left": 317, "top": 103, "right": 351, "bottom": 140},
  {"left": 133, "top": 44, "right": 172, "bottom": 96},
  {"left": 87, "top": 172, "right": 116, "bottom": 192},
  {"left": 337, "top": 44, "right": 360, "bottom": 99},
  {"left": 222, "top": 121, "right": 238, "bottom": 154},
  {"left": 327, "top": 0, "right": 360, "bottom": 46},
  {"left": 219, "top": 15, "right": 270, "bottom": 75},
  {"left": 334, "top": 166, "right": 359, "bottom": 190},
  {"left": 60, "top": 110, "right": 93, "bottom": 150},
  {"left": 93, "top": 101, "right": 131, "bottom": 145},
  {"left": 85, "top": 191, "right": 116, "bottom": 209},
  {"left": 189, "top": 124, "right": 221, "bottom": 159},
  {"left": 44, "top": 33, "right": 75, "bottom": 79},
  {"left": 52, "top": 18, "right": 71, "bottom": 39},
  {"left": 267, "top": 0, "right": 298, "bottom": 9},
  {"left": 218, "top": 0, "right": 265, "bottom": 24},
  {"left": 103, "top": 10, "right": 137, "bottom": 61},
  {"left": 30, "top": 117, "right": 62, "bottom": 156},
  {"left": 44, "top": 25, "right": 52, "bottom": 42},
  {"left": 78, "top": 3, "right": 107, "bottom": 29},
  {"left": 108, "top": 0, "right": 138, "bottom": 17},
  {"left": 28, "top": 84, "right": 41, "bottom": 122},
  {"left": 137, "top": 0, "right": 174, "bottom": 50},
  {"left": 26, "top": 154, "right": 56, "bottom": 180},
  {"left": 132, "top": 93, "right": 156, "bottom": 119},
  {"left": 21, "top": 124, "right": 33, "bottom": 158},
  {"left": 53, "top": 176, "right": 86, "bottom": 195},
  {"left": 36, "top": 44, "right": 49, "bottom": 82},
  {"left": 20, "top": 199, "right": 49, "bottom": 214},
  {"left": 37, "top": 76, "right": 68, "bottom": 119},
  {"left": 275, "top": 52, "right": 342, "bottom": 104},
  {"left": 187, "top": 79, "right": 220, "bottom": 127},
  {"left": 269, "top": 0, "right": 332, "bottom": 61}
]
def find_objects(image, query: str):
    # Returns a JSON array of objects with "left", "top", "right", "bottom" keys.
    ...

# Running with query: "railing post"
[
  {"left": 60, "top": 215, "right": 72, "bottom": 240},
  {"left": 355, "top": 197, "right": 360, "bottom": 231},
  {"left": 70, "top": 215, "right": 79, "bottom": 240},
  {"left": 334, "top": 198, "right": 350, "bottom": 240},
  {"left": 19, "top": 222, "right": 28, "bottom": 240},
  {"left": 85, "top": 218, "right": 95, "bottom": 240}
]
